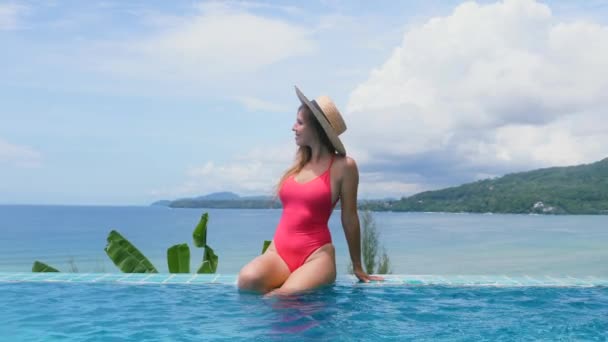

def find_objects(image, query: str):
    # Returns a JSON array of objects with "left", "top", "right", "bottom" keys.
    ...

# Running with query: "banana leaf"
[
  {"left": 32, "top": 261, "right": 59, "bottom": 272},
  {"left": 104, "top": 230, "right": 158, "bottom": 273},
  {"left": 197, "top": 245, "right": 218, "bottom": 273},
  {"left": 262, "top": 240, "right": 271, "bottom": 254},
  {"left": 192, "top": 213, "right": 209, "bottom": 247},
  {"left": 167, "top": 243, "right": 190, "bottom": 273}
]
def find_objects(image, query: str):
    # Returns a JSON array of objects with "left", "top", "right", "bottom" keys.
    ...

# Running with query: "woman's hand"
[{"left": 353, "top": 266, "right": 384, "bottom": 283}]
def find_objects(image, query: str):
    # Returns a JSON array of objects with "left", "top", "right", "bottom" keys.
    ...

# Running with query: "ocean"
[{"left": 1, "top": 205, "right": 606, "bottom": 276}]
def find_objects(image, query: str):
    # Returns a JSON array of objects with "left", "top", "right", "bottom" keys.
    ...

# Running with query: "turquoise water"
[
  {"left": 1, "top": 205, "right": 608, "bottom": 340},
  {"left": 1, "top": 205, "right": 607, "bottom": 275},
  {"left": 1, "top": 281, "right": 606, "bottom": 341}
]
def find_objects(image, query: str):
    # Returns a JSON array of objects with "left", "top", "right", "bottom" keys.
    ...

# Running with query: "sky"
[{"left": 1, "top": 0, "right": 607, "bottom": 205}]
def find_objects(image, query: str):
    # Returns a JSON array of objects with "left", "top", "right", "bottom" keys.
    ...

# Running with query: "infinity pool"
[{"left": 1, "top": 274, "right": 607, "bottom": 341}]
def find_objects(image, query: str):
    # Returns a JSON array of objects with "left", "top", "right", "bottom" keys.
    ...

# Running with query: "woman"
[{"left": 237, "top": 86, "right": 383, "bottom": 295}]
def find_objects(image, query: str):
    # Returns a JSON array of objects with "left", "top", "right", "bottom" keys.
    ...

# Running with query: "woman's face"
[{"left": 292, "top": 109, "right": 317, "bottom": 147}]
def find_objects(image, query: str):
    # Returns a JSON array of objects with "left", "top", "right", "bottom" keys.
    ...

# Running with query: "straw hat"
[{"left": 295, "top": 86, "right": 347, "bottom": 155}]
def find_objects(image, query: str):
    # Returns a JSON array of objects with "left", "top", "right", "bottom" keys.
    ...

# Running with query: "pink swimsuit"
[{"left": 273, "top": 156, "right": 338, "bottom": 272}]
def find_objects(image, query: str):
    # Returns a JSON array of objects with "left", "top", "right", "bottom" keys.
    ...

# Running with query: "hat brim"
[{"left": 295, "top": 86, "right": 346, "bottom": 155}]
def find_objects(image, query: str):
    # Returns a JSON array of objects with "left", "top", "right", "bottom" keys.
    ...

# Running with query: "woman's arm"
[{"left": 340, "top": 157, "right": 384, "bottom": 282}]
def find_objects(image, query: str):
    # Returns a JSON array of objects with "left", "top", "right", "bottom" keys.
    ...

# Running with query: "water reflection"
[
  {"left": 266, "top": 287, "right": 339, "bottom": 338},
  {"left": 237, "top": 286, "right": 339, "bottom": 339}
]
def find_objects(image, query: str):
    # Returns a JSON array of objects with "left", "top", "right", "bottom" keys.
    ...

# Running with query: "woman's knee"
[
  {"left": 237, "top": 253, "right": 290, "bottom": 293},
  {"left": 237, "top": 266, "right": 263, "bottom": 291}
]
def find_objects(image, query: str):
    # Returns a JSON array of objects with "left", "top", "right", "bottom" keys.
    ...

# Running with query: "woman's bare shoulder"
[{"left": 334, "top": 155, "right": 358, "bottom": 175}]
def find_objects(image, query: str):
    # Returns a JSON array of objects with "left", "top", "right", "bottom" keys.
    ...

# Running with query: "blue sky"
[{"left": 1, "top": 0, "right": 608, "bottom": 205}]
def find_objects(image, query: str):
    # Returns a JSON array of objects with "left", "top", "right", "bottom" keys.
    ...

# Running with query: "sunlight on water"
[{"left": 0, "top": 282, "right": 606, "bottom": 340}]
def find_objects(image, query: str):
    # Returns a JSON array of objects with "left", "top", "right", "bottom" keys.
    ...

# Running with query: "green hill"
[
  {"left": 153, "top": 192, "right": 281, "bottom": 209},
  {"left": 368, "top": 158, "right": 608, "bottom": 215},
  {"left": 169, "top": 198, "right": 280, "bottom": 209}
]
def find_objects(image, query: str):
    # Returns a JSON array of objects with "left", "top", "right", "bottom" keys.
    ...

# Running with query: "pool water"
[{"left": 1, "top": 276, "right": 606, "bottom": 341}]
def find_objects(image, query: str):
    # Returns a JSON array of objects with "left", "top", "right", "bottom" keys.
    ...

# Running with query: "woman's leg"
[
  {"left": 237, "top": 241, "right": 291, "bottom": 294},
  {"left": 268, "top": 243, "right": 336, "bottom": 296}
]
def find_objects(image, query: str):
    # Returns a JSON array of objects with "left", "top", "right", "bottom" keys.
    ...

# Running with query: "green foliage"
[
  {"left": 262, "top": 240, "right": 271, "bottom": 254},
  {"left": 377, "top": 249, "right": 391, "bottom": 275},
  {"left": 103, "top": 212, "right": 218, "bottom": 274},
  {"left": 192, "top": 213, "right": 218, "bottom": 274},
  {"left": 104, "top": 230, "right": 158, "bottom": 273},
  {"left": 192, "top": 213, "right": 209, "bottom": 247},
  {"left": 167, "top": 243, "right": 190, "bottom": 273},
  {"left": 67, "top": 256, "right": 79, "bottom": 273},
  {"left": 34, "top": 212, "right": 220, "bottom": 274},
  {"left": 32, "top": 261, "right": 59, "bottom": 272},
  {"left": 197, "top": 245, "right": 218, "bottom": 273},
  {"left": 363, "top": 157, "right": 608, "bottom": 215},
  {"left": 348, "top": 210, "right": 392, "bottom": 275},
  {"left": 32, "top": 258, "right": 84, "bottom": 273},
  {"left": 361, "top": 210, "right": 379, "bottom": 274}
]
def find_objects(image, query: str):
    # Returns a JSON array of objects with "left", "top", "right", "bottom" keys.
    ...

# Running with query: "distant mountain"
[
  {"left": 152, "top": 158, "right": 608, "bottom": 214},
  {"left": 364, "top": 157, "right": 608, "bottom": 215},
  {"left": 152, "top": 192, "right": 279, "bottom": 209},
  {"left": 194, "top": 192, "right": 240, "bottom": 201},
  {"left": 151, "top": 200, "right": 172, "bottom": 206}
]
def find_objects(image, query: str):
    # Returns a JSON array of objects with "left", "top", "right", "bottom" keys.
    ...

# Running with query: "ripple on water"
[{"left": 0, "top": 282, "right": 607, "bottom": 341}]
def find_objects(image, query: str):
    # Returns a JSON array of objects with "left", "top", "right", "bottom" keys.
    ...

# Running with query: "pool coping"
[{"left": 0, "top": 272, "right": 606, "bottom": 287}]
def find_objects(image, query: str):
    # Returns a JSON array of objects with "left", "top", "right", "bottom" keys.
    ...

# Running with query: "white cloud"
[
  {"left": 359, "top": 172, "right": 425, "bottom": 199},
  {"left": 0, "top": 139, "right": 42, "bottom": 168},
  {"left": 345, "top": 0, "right": 608, "bottom": 191},
  {"left": 236, "top": 96, "right": 289, "bottom": 113},
  {"left": 0, "top": 3, "right": 26, "bottom": 30},
  {"left": 150, "top": 144, "right": 295, "bottom": 198},
  {"left": 96, "top": 3, "right": 315, "bottom": 81},
  {"left": 153, "top": 142, "right": 425, "bottom": 200},
  {"left": 197, "top": 1, "right": 303, "bottom": 16}
]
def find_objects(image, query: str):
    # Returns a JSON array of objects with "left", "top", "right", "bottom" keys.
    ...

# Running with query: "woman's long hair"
[{"left": 275, "top": 104, "right": 338, "bottom": 194}]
